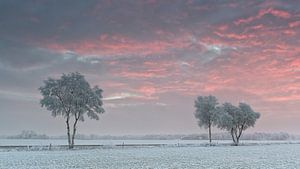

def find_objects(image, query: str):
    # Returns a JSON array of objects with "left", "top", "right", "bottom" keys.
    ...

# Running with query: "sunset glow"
[{"left": 0, "top": 0, "right": 299, "bottom": 135}]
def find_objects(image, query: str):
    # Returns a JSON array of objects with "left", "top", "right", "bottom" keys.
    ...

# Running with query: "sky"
[{"left": 0, "top": 0, "right": 299, "bottom": 135}]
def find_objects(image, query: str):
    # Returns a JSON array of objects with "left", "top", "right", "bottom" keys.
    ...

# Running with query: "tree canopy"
[
  {"left": 194, "top": 95, "right": 261, "bottom": 145},
  {"left": 194, "top": 95, "right": 218, "bottom": 128},
  {"left": 216, "top": 102, "right": 260, "bottom": 145},
  {"left": 194, "top": 95, "right": 219, "bottom": 144},
  {"left": 39, "top": 72, "right": 104, "bottom": 148}
]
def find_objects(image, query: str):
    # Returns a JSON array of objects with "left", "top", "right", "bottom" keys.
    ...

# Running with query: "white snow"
[{"left": 0, "top": 140, "right": 299, "bottom": 168}]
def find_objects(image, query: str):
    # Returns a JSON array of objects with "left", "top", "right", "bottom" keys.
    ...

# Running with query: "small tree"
[
  {"left": 216, "top": 102, "right": 260, "bottom": 146},
  {"left": 194, "top": 95, "right": 219, "bottom": 145},
  {"left": 39, "top": 72, "right": 104, "bottom": 149}
]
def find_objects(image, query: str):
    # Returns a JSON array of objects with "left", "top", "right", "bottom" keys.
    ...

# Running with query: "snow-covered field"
[{"left": 0, "top": 140, "right": 300, "bottom": 169}]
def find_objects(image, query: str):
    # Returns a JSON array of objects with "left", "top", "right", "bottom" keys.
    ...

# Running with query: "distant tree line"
[
  {"left": 194, "top": 95, "right": 260, "bottom": 146},
  {"left": 6, "top": 130, "right": 49, "bottom": 139},
  {"left": 180, "top": 132, "right": 294, "bottom": 141},
  {"left": 3, "top": 131, "right": 296, "bottom": 141}
]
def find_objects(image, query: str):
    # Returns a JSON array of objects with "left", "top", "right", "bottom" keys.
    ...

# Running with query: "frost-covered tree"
[
  {"left": 39, "top": 72, "right": 104, "bottom": 149},
  {"left": 216, "top": 102, "right": 260, "bottom": 146},
  {"left": 194, "top": 95, "right": 219, "bottom": 144}
]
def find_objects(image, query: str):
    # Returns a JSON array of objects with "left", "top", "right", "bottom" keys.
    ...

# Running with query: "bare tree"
[
  {"left": 39, "top": 72, "right": 104, "bottom": 149},
  {"left": 194, "top": 95, "right": 219, "bottom": 145},
  {"left": 216, "top": 102, "right": 260, "bottom": 146}
]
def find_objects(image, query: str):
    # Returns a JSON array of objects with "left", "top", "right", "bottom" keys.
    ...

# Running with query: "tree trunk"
[
  {"left": 70, "top": 128, "right": 76, "bottom": 149},
  {"left": 236, "top": 124, "right": 244, "bottom": 146},
  {"left": 231, "top": 128, "right": 237, "bottom": 146},
  {"left": 234, "top": 129, "right": 239, "bottom": 146},
  {"left": 66, "top": 118, "right": 71, "bottom": 149},
  {"left": 70, "top": 118, "right": 79, "bottom": 149},
  {"left": 235, "top": 131, "right": 242, "bottom": 146},
  {"left": 208, "top": 124, "right": 212, "bottom": 145}
]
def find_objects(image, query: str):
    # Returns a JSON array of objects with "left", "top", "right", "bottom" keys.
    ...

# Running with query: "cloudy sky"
[{"left": 0, "top": 0, "right": 299, "bottom": 135}]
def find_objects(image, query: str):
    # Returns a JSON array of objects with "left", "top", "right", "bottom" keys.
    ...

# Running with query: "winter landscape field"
[
  {"left": 1, "top": 0, "right": 300, "bottom": 168},
  {"left": 0, "top": 139, "right": 300, "bottom": 169}
]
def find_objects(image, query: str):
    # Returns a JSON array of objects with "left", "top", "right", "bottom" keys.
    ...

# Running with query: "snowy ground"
[{"left": 0, "top": 141, "right": 300, "bottom": 169}]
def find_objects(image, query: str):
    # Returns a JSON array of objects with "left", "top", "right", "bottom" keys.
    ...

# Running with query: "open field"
[{"left": 0, "top": 140, "right": 299, "bottom": 169}]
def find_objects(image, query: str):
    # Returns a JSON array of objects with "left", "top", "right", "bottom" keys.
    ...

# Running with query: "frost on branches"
[{"left": 39, "top": 72, "right": 105, "bottom": 149}]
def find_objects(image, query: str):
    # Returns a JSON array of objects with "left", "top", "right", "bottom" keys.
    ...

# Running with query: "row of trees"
[
  {"left": 194, "top": 95, "right": 260, "bottom": 146},
  {"left": 39, "top": 72, "right": 260, "bottom": 148}
]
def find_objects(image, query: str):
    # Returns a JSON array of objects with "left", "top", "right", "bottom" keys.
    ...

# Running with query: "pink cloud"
[
  {"left": 46, "top": 33, "right": 195, "bottom": 58},
  {"left": 235, "top": 8, "right": 291, "bottom": 25},
  {"left": 38, "top": 3, "right": 300, "bottom": 117},
  {"left": 289, "top": 21, "right": 300, "bottom": 28}
]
